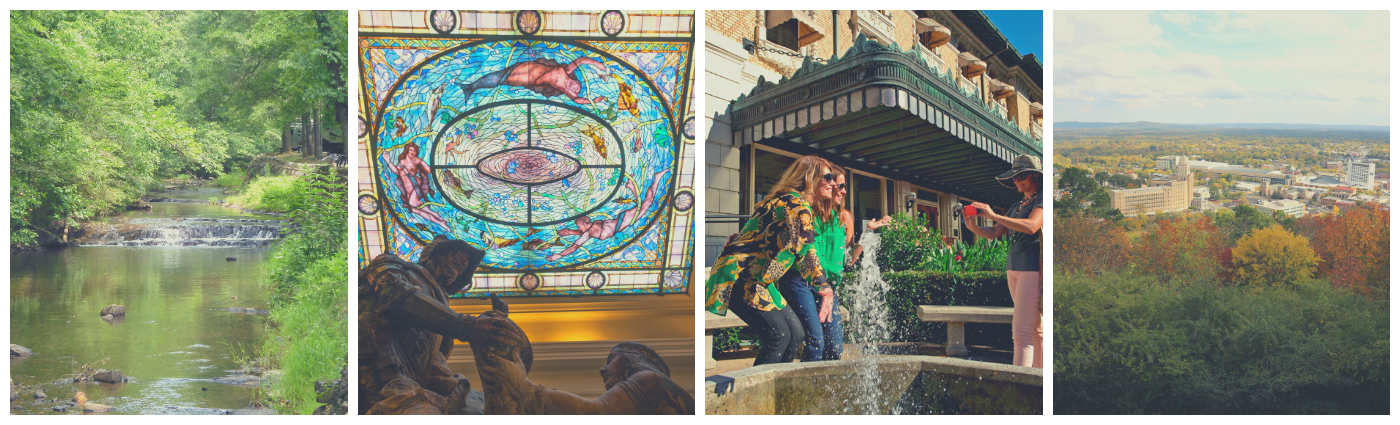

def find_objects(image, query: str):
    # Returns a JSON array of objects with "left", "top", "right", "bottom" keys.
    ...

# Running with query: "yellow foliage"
[{"left": 1232, "top": 224, "right": 1319, "bottom": 288}]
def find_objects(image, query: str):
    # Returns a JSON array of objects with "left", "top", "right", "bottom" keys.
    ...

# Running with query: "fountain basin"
[{"left": 705, "top": 356, "right": 1041, "bottom": 415}]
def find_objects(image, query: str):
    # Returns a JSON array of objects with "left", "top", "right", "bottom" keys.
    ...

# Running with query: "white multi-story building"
[
  {"left": 1156, "top": 155, "right": 1188, "bottom": 171},
  {"left": 1344, "top": 161, "right": 1376, "bottom": 190},
  {"left": 1257, "top": 199, "right": 1306, "bottom": 217}
]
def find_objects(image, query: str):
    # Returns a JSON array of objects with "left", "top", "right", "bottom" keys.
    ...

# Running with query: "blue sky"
[
  {"left": 984, "top": 10, "right": 1043, "bottom": 60},
  {"left": 1054, "top": 11, "right": 1388, "bottom": 126}
]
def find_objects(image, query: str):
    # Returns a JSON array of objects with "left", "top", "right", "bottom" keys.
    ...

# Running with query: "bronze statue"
[
  {"left": 470, "top": 299, "right": 695, "bottom": 414},
  {"left": 359, "top": 236, "right": 485, "bottom": 414},
  {"left": 360, "top": 235, "right": 693, "bottom": 415}
]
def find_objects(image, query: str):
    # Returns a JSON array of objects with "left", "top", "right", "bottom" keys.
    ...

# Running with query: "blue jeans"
[{"left": 779, "top": 270, "right": 844, "bottom": 361}]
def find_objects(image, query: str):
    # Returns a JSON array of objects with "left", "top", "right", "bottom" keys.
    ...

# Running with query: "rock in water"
[
  {"left": 99, "top": 305, "right": 125, "bottom": 317},
  {"left": 227, "top": 257, "right": 237, "bottom": 261},
  {"left": 11, "top": 344, "right": 33, "bottom": 357},
  {"left": 93, "top": 370, "right": 124, "bottom": 384},
  {"left": 83, "top": 402, "right": 116, "bottom": 413}
]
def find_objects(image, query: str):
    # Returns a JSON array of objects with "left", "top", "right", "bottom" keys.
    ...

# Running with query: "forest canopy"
[{"left": 10, "top": 10, "right": 347, "bottom": 245}]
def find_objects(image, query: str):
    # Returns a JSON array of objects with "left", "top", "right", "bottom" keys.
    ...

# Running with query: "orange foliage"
[
  {"left": 1299, "top": 203, "right": 1389, "bottom": 298},
  {"left": 1054, "top": 213, "right": 1130, "bottom": 276},
  {"left": 1134, "top": 216, "right": 1232, "bottom": 284}
]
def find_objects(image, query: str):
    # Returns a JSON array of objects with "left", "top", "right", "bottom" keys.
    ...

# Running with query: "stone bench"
[
  {"left": 916, "top": 305, "right": 1014, "bottom": 357},
  {"left": 704, "top": 306, "right": 849, "bottom": 369}
]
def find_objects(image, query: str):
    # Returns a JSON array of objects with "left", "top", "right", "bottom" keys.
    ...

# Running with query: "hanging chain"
[{"left": 751, "top": 43, "right": 827, "bottom": 63}]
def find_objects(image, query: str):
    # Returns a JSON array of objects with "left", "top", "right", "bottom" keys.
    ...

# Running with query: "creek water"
[
  {"left": 10, "top": 185, "right": 283, "bottom": 415},
  {"left": 837, "top": 231, "right": 898, "bottom": 414}
]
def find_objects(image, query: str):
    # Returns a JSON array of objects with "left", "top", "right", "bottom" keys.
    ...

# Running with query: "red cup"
[{"left": 964, "top": 205, "right": 978, "bottom": 217}]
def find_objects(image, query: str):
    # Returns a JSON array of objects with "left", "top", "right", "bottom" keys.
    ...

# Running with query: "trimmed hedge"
[{"left": 876, "top": 270, "right": 1012, "bottom": 345}]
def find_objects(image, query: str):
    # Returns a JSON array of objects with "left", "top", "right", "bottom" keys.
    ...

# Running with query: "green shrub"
[
  {"left": 1054, "top": 271, "right": 1389, "bottom": 414},
  {"left": 873, "top": 212, "right": 1009, "bottom": 273},
  {"left": 257, "top": 169, "right": 347, "bottom": 414},
  {"left": 214, "top": 169, "right": 246, "bottom": 188},
  {"left": 228, "top": 175, "right": 305, "bottom": 212},
  {"left": 877, "top": 270, "right": 1011, "bottom": 345}
]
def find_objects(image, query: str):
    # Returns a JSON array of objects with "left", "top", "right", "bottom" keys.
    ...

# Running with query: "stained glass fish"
[
  {"left": 583, "top": 127, "right": 607, "bottom": 157},
  {"left": 611, "top": 74, "right": 640, "bottom": 118}
]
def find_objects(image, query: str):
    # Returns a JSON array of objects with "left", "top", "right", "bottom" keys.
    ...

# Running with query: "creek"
[{"left": 10, "top": 184, "right": 283, "bottom": 415}]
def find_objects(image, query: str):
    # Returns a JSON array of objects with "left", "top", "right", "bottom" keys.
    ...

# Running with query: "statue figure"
[
  {"left": 360, "top": 235, "right": 693, "bottom": 415},
  {"left": 469, "top": 298, "right": 695, "bottom": 414},
  {"left": 359, "top": 236, "right": 486, "bottom": 414}
]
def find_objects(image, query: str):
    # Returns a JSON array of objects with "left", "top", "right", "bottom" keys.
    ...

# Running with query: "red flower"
[{"left": 955, "top": 254, "right": 963, "bottom": 261}]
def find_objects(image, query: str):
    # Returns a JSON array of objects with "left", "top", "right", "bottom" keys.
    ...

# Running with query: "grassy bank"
[{"left": 247, "top": 170, "right": 348, "bottom": 414}]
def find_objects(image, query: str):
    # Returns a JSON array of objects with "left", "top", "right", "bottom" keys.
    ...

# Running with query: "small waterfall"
[
  {"left": 77, "top": 223, "right": 284, "bottom": 247},
  {"left": 841, "top": 231, "right": 897, "bottom": 414}
]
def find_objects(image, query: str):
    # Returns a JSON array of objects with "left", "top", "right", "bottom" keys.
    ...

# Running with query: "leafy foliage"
[
  {"left": 1298, "top": 203, "right": 1390, "bottom": 299},
  {"left": 1231, "top": 225, "right": 1319, "bottom": 289},
  {"left": 873, "top": 212, "right": 1008, "bottom": 273},
  {"left": 9, "top": 10, "right": 346, "bottom": 246},
  {"left": 1055, "top": 271, "right": 1389, "bottom": 414},
  {"left": 258, "top": 169, "right": 347, "bottom": 414}
]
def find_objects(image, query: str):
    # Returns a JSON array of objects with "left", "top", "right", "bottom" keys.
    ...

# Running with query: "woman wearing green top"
[{"left": 704, "top": 155, "right": 839, "bottom": 366}]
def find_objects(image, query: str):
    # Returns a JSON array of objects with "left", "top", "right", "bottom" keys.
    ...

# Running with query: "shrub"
[
  {"left": 877, "top": 271, "right": 1011, "bottom": 345},
  {"left": 1134, "top": 216, "right": 1230, "bottom": 284},
  {"left": 257, "top": 169, "right": 347, "bottom": 414},
  {"left": 228, "top": 175, "right": 305, "bottom": 212},
  {"left": 213, "top": 169, "right": 246, "bottom": 188},
  {"left": 875, "top": 212, "right": 945, "bottom": 272},
  {"left": 1054, "top": 271, "right": 1389, "bottom": 414}
]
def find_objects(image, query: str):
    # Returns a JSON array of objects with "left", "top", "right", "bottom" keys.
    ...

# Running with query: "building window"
[
  {"left": 854, "top": 174, "right": 884, "bottom": 230},
  {"left": 766, "top": 19, "right": 800, "bottom": 51},
  {"left": 751, "top": 148, "right": 798, "bottom": 211}
]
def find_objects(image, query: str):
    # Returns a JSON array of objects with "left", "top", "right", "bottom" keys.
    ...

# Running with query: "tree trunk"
[
  {"left": 301, "top": 112, "right": 311, "bottom": 158},
  {"left": 312, "top": 108, "right": 322, "bottom": 159},
  {"left": 281, "top": 124, "right": 292, "bottom": 154}
]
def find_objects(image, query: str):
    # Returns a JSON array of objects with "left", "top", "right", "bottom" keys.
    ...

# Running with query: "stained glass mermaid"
[
  {"left": 455, "top": 57, "right": 609, "bottom": 105},
  {"left": 546, "top": 170, "right": 667, "bottom": 262}
]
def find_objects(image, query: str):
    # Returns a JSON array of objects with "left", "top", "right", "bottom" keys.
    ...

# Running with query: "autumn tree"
[
  {"left": 1054, "top": 214, "right": 1130, "bottom": 276},
  {"left": 1134, "top": 216, "right": 1231, "bottom": 284},
  {"left": 1300, "top": 204, "right": 1389, "bottom": 298},
  {"left": 1231, "top": 225, "right": 1319, "bottom": 288}
]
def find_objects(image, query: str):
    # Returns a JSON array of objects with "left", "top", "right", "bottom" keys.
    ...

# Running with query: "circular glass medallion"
[
  {"left": 358, "top": 194, "right": 379, "bottom": 215},
  {"left": 664, "top": 269, "right": 685, "bottom": 289},
  {"left": 519, "top": 272, "right": 541, "bottom": 291},
  {"left": 673, "top": 190, "right": 693, "bottom": 212},
  {"left": 430, "top": 10, "right": 457, "bottom": 34},
  {"left": 516, "top": 11, "right": 541, "bottom": 35},
  {"left": 600, "top": 11, "right": 625, "bottom": 37},
  {"left": 683, "top": 116, "right": 695, "bottom": 139},
  {"left": 586, "top": 271, "right": 607, "bottom": 289}
]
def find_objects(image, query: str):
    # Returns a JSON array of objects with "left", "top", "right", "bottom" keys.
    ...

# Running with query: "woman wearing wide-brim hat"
[{"left": 962, "top": 154, "right": 1044, "bottom": 368}]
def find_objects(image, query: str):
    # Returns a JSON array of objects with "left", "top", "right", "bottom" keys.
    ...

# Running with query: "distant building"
[
  {"left": 1325, "top": 160, "right": 1343, "bottom": 170},
  {"left": 1257, "top": 199, "right": 1306, "bottom": 217},
  {"left": 1156, "top": 155, "right": 1188, "bottom": 171},
  {"left": 1344, "top": 161, "right": 1376, "bottom": 190},
  {"left": 1111, "top": 165, "right": 1192, "bottom": 215},
  {"left": 1189, "top": 161, "right": 1288, "bottom": 184}
]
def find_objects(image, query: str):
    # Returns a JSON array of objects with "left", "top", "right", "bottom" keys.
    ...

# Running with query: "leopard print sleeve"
[{"left": 783, "top": 197, "right": 830, "bottom": 291}]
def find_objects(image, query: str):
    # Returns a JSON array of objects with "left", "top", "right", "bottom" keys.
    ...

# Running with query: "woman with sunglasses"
[
  {"left": 704, "top": 155, "right": 841, "bottom": 366},
  {"left": 962, "top": 155, "right": 1044, "bottom": 368}
]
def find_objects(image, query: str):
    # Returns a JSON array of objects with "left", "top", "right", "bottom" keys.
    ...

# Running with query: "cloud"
[{"left": 1055, "top": 10, "right": 1389, "bottom": 125}]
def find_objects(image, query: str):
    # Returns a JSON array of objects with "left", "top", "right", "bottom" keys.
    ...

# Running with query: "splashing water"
[{"left": 840, "top": 231, "right": 898, "bottom": 414}]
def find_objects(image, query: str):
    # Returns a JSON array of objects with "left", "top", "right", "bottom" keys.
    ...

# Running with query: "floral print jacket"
[{"left": 704, "top": 192, "right": 829, "bottom": 315}]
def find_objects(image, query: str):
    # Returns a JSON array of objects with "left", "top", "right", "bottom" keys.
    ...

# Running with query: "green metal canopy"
[{"left": 730, "top": 34, "right": 1043, "bottom": 206}]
